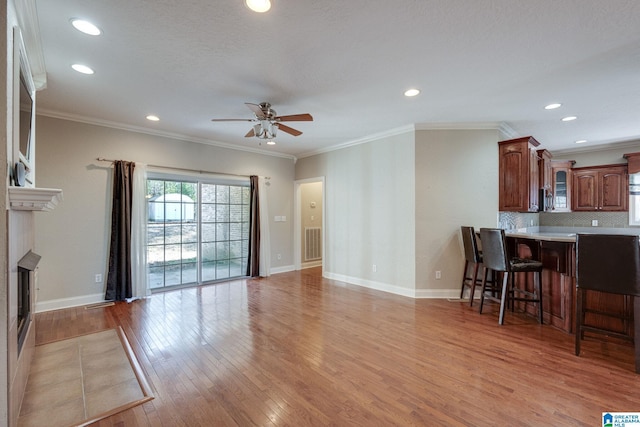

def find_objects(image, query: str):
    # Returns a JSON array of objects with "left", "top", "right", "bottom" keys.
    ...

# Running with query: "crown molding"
[
  {"left": 297, "top": 122, "right": 507, "bottom": 159},
  {"left": 552, "top": 138, "right": 640, "bottom": 156},
  {"left": 14, "top": 0, "right": 47, "bottom": 90},
  {"left": 297, "top": 125, "right": 415, "bottom": 159},
  {"left": 37, "top": 109, "right": 297, "bottom": 161}
]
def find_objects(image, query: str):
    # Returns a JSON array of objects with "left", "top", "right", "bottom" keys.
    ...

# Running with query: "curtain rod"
[{"left": 96, "top": 158, "right": 270, "bottom": 180}]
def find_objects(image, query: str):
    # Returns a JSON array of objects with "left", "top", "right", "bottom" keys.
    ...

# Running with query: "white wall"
[
  {"left": 34, "top": 115, "right": 296, "bottom": 310},
  {"left": 414, "top": 129, "right": 500, "bottom": 296},
  {"left": 296, "top": 128, "right": 500, "bottom": 298},
  {"left": 296, "top": 131, "right": 416, "bottom": 296}
]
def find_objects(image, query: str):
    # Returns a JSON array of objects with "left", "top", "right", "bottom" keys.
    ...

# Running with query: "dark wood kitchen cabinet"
[
  {"left": 571, "top": 164, "right": 628, "bottom": 211},
  {"left": 499, "top": 136, "right": 540, "bottom": 212}
]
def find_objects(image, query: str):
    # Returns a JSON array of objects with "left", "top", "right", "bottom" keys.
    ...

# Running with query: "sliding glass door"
[
  {"left": 201, "top": 183, "right": 250, "bottom": 281},
  {"left": 146, "top": 175, "right": 249, "bottom": 290}
]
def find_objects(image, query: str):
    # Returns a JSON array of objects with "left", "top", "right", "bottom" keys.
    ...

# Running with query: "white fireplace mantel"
[{"left": 8, "top": 187, "right": 63, "bottom": 211}]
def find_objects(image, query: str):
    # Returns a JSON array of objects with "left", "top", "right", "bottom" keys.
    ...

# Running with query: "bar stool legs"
[
  {"left": 478, "top": 228, "right": 544, "bottom": 325},
  {"left": 506, "top": 271, "right": 543, "bottom": 325},
  {"left": 460, "top": 226, "right": 484, "bottom": 306}
]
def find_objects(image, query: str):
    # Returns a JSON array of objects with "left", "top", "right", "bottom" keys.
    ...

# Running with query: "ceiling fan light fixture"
[{"left": 245, "top": 0, "right": 271, "bottom": 13}]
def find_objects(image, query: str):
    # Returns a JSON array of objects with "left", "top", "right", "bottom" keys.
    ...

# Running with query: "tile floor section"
[{"left": 18, "top": 328, "right": 148, "bottom": 427}]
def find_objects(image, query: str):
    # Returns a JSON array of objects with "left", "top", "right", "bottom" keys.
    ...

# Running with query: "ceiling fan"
[{"left": 211, "top": 102, "right": 313, "bottom": 140}]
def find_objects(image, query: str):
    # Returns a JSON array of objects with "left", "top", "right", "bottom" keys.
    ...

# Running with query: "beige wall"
[
  {"left": 33, "top": 115, "right": 296, "bottom": 310},
  {"left": 296, "top": 128, "right": 500, "bottom": 298},
  {"left": 296, "top": 131, "right": 416, "bottom": 295},
  {"left": 414, "top": 129, "right": 500, "bottom": 295}
]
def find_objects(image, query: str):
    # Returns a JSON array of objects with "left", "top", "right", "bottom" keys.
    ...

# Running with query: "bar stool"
[
  {"left": 478, "top": 228, "right": 544, "bottom": 325},
  {"left": 460, "top": 226, "right": 485, "bottom": 306},
  {"left": 575, "top": 234, "right": 640, "bottom": 374}
]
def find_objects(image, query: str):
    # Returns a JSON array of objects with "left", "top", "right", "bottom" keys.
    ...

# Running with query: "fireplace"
[{"left": 17, "top": 250, "right": 40, "bottom": 353}]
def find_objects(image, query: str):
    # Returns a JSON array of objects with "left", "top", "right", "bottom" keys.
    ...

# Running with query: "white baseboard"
[
  {"left": 324, "top": 272, "right": 459, "bottom": 299},
  {"left": 269, "top": 264, "right": 295, "bottom": 275},
  {"left": 302, "top": 260, "right": 322, "bottom": 269},
  {"left": 36, "top": 293, "right": 106, "bottom": 313},
  {"left": 35, "top": 269, "right": 459, "bottom": 312},
  {"left": 413, "top": 288, "right": 461, "bottom": 299}
]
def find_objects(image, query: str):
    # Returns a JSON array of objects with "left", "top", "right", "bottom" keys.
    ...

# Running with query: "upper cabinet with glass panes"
[{"left": 550, "top": 160, "right": 575, "bottom": 212}]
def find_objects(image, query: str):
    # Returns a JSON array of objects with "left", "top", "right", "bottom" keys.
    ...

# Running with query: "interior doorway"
[{"left": 294, "top": 177, "right": 325, "bottom": 272}]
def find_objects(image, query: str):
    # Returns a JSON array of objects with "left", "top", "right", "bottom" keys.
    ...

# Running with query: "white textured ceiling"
[{"left": 32, "top": 0, "right": 640, "bottom": 158}]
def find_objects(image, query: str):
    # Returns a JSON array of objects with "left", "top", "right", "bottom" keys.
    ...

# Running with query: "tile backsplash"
[
  {"left": 497, "top": 212, "right": 538, "bottom": 230},
  {"left": 540, "top": 211, "right": 631, "bottom": 228},
  {"left": 498, "top": 211, "right": 635, "bottom": 230}
]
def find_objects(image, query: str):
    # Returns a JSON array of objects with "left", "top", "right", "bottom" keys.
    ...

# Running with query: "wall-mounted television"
[{"left": 14, "top": 26, "right": 36, "bottom": 187}]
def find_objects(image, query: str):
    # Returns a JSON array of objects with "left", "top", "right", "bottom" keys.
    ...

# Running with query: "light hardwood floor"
[{"left": 34, "top": 267, "right": 639, "bottom": 426}]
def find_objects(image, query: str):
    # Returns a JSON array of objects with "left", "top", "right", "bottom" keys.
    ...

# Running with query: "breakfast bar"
[{"left": 504, "top": 227, "right": 636, "bottom": 338}]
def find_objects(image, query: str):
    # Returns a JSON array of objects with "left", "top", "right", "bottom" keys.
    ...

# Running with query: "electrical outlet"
[
  {"left": 277, "top": 253, "right": 282, "bottom": 260},
  {"left": 435, "top": 270, "right": 442, "bottom": 279},
  {"left": 95, "top": 274, "right": 102, "bottom": 283},
  {"left": 372, "top": 264, "right": 377, "bottom": 272},
  {"left": 591, "top": 219, "right": 598, "bottom": 227}
]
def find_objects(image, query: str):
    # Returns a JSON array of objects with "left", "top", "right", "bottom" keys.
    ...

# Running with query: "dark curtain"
[
  {"left": 246, "top": 175, "right": 260, "bottom": 277},
  {"left": 105, "top": 160, "right": 135, "bottom": 300}
]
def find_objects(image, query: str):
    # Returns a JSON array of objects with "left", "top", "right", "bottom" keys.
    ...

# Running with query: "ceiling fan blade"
[
  {"left": 211, "top": 118, "right": 254, "bottom": 122},
  {"left": 277, "top": 123, "right": 303, "bottom": 136},
  {"left": 245, "top": 102, "right": 267, "bottom": 119},
  {"left": 245, "top": 128, "right": 256, "bottom": 138},
  {"left": 276, "top": 113, "right": 313, "bottom": 122}
]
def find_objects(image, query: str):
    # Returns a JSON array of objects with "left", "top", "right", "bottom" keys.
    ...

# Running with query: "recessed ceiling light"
[
  {"left": 404, "top": 88, "right": 420, "bottom": 97},
  {"left": 561, "top": 116, "right": 577, "bottom": 122},
  {"left": 575, "top": 139, "right": 587, "bottom": 144},
  {"left": 71, "top": 64, "right": 94, "bottom": 74},
  {"left": 146, "top": 115, "right": 160, "bottom": 122},
  {"left": 70, "top": 19, "right": 101, "bottom": 36},
  {"left": 245, "top": 0, "right": 271, "bottom": 12},
  {"left": 544, "top": 103, "right": 562, "bottom": 110},
  {"left": 266, "top": 140, "right": 276, "bottom": 145}
]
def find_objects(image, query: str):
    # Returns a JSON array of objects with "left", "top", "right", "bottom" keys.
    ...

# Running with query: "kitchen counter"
[
  {"left": 505, "top": 226, "right": 640, "bottom": 243},
  {"left": 499, "top": 226, "right": 636, "bottom": 336}
]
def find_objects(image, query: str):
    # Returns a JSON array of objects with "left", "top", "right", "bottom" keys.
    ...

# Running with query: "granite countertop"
[{"left": 505, "top": 226, "right": 640, "bottom": 242}]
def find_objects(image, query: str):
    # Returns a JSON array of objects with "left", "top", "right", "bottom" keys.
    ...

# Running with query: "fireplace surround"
[
  {"left": 17, "top": 251, "right": 40, "bottom": 354},
  {"left": 7, "top": 187, "right": 62, "bottom": 427}
]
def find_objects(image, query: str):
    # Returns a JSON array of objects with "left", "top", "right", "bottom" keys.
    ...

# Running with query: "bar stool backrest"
[
  {"left": 479, "top": 228, "right": 509, "bottom": 273},
  {"left": 461, "top": 226, "right": 481, "bottom": 264},
  {"left": 576, "top": 234, "right": 640, "bottom": 297}
]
